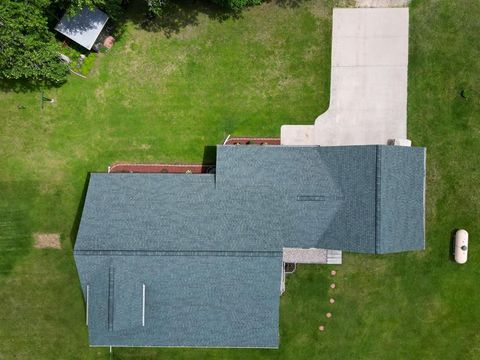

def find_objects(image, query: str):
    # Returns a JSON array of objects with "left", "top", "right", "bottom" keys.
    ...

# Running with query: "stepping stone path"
[{"left": 320, "top": 270, "right": 338, "bottom": 331}]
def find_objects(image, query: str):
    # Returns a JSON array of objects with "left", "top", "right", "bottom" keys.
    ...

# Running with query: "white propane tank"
[{"left": 454, "top": 229, "right": 468, "bottom": 264}]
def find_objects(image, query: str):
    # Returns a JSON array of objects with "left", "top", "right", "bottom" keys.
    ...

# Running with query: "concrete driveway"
[{"left": 281, "top": 8, "right": 409, "bottom": 146}]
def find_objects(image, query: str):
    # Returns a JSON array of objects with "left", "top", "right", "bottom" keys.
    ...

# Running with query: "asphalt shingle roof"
[
  {"left": 75, "top": 253, "right": 281, "bottom": 347},
  {"left": 74, "top": 144, "right": 426, "bottom": 347}
]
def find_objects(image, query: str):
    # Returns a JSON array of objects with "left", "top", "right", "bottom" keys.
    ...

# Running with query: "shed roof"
[{"left": 55, "top": 7, "right": 108, "bottom": 50}]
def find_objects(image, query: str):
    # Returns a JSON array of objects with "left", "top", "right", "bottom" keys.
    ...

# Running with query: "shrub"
[{"left": 210, "top": 0, "right": 263, "bottom": 10}]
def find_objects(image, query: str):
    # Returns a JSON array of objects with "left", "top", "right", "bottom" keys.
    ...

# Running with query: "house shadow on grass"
[
  {"left": 69, "top": 173, "right": 91, "bottom": 250},
  {"left": 202, "top": 145, "right": 217, "bottom": 165}
]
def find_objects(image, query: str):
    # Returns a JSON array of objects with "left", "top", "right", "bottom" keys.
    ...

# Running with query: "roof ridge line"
[{"left": 74, "top": 249, "right": 282, "bottom": 257}]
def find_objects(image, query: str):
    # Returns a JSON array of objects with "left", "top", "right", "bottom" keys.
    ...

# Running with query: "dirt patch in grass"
[{"left": 34, "top": 233, "right": 61, "bottom": 249}]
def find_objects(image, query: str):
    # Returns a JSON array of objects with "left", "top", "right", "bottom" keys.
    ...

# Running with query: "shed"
[{"left": 55, "top": 7, "right": 109, "bottom": 50}]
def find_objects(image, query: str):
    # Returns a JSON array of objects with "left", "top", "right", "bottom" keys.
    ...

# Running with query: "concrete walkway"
[{"left": 281, "top": 8, "right": 409, "bottom": 146}]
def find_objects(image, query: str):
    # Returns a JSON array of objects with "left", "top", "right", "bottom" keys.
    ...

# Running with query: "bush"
[
  {"left": 210, "top": 0, "right": 263, "bottom": 10},
  {"left": 147, "top": 0, "right": 166, "bottom": 17}
]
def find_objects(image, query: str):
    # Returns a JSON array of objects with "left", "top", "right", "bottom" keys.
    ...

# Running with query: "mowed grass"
[
  {"left": 0, "top": 0, "right": 331, "bottom": 273},
  {"left": 0, "top": 0, "right": 479, "bottom": 359}
]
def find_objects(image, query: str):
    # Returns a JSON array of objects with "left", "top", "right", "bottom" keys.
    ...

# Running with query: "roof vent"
[{"left": 297, "top": 195, "right": 325, "bottom": 201}]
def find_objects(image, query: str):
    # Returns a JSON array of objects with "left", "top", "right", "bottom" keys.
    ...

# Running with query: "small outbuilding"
[{"left": 55, "top": 7, "right": 109, "bottom": 51}]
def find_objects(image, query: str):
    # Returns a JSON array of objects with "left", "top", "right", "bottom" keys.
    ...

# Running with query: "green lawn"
[{"left": 0, "top": 0, "right": 479, "bottom": 358}]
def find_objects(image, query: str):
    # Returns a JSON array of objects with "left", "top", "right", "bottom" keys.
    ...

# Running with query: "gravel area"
[
  {"left": 283, "top": 248, "right": 327, "bottom": 264},
  {"left": 283, "top": 248, "right": 343, "bottom": 264}
]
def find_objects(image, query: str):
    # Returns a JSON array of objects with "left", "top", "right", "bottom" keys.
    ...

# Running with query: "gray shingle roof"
[
  {"left": 75, "top": 144, "right": 425, "bottom": 347},
  {"left": 75, "top": 253, "right": 281, "bottom": 347},
  {"left": 216, "top": 145, "right": 379, "bottom": 252},
  {"left": 376, "top": 146, "right": 426, "bottom": 253}
]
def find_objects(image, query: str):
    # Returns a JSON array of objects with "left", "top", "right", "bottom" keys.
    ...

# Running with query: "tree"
[
  {"left": 147, "top": 0, "right": 166, "bottom": 17},
  {"left": 210, "top": 0, "right": 263, "bottom": 10},
  {"left": 67, "top": 0, "right": 125, "bottom": 22},
  {"left": 0, "top": 0, "right": 69, "bottom": 85}
]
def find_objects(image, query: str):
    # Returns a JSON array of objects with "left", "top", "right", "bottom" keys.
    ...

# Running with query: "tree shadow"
[
  {"left": 1, "top": 0, "right": 303, "bottom": 92},
  {"left": 273, "top": 0, "right": 307, "bottom": 9},
  {"left": 0, "top": 78, "right": 65, "bottom": 94},
  {"left": 129, "top": 0, "right": 242, "bottom": 38},
  {"left": 69, "top": 173, "right": 91, "bottom": 250},
  {"left": 0, "top": 181, "right": 38, "bottom": 277}
]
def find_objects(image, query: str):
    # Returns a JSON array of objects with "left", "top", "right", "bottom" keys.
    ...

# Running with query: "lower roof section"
[
  {"left": 76, "top": 253, "right": 282, "bottom": 348},
  {"left": 376, "top": 146, "right": 426, "bottom": 253}
]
